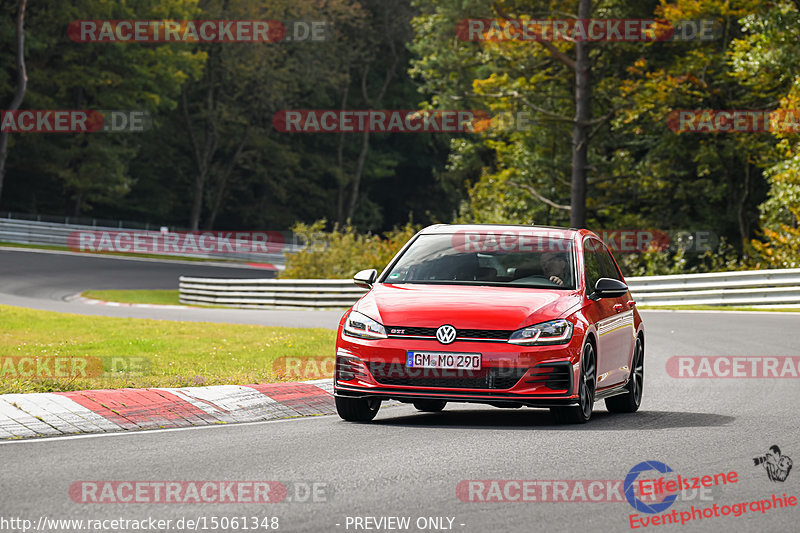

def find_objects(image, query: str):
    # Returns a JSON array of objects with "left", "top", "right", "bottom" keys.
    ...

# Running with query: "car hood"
[{"left": 354, "top": 283, "right": 582, "bottom": 330}]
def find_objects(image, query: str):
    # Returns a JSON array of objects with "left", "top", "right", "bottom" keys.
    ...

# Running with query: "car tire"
[
  {"left": 550, "top": 341, "right": 596, "bottom": 425},
  {"left": 335, "top": 396, "right": 381, "bottom": 422},
  {"left": 413, "top": 400, "right": 447, "bottom": 412},
  {"left": 605, "top": 336, "right": 644, "bottom": 413}
]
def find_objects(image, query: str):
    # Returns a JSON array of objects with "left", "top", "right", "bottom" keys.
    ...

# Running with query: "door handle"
[{"left": 613, "top": 303, "right": 625, "bottom": 312}]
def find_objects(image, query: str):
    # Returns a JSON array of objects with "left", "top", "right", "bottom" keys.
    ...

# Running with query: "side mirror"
[
  {"left": 591, "top": 277, "right": 628, "bottom": 300},
  {"left": 353, "top": 269, "right": 378, "bottom": 289}
]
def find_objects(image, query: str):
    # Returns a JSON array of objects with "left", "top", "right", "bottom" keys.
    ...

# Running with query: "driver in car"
[{"left": 541, "top": 251, "right": 567, "bottom": 286}]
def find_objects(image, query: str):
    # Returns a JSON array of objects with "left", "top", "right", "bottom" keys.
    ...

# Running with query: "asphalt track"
[
  {"left": 1, "top": 247, "right": 798, "bottom": 532},
  {"left": 0, "top": 248, "right": 344, "bottom": 328},
  {"left": 1, "top": 311, "right": 798, "bottom": 533}
]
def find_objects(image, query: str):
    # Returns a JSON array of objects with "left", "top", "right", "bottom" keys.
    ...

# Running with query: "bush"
[
  {"left": 280, "top": 220, "right": 420, "bottom": 279},
  {"left": 617, "top": 237, "right": 741, "bottom": 277},
  {"left": 282, "top": 220, "right": 754, "bottom": 279},
  {"left": 750, "top": 208, "right": 800, "bottom": 269}
]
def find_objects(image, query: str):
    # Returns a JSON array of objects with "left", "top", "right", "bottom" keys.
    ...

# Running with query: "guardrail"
[
  {"left": 179, "top": 277, "right": 368, "bottom": 308},
  {"left": 0, "top": 218, "right": 300, "bottom": 266},
  {"left": 179, "top": 269, "right": 800, "bottom": 309},
  {"left": 626, "top": 269, "right": 800, "bottom": 307},
  {"left": 0, "top": 210, "right": 175, "bottom": 230}
]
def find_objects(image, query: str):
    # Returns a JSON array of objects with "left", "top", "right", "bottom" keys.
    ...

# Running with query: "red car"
[{"left": 334, "top": 224, "right": 644, "bottom": 424}]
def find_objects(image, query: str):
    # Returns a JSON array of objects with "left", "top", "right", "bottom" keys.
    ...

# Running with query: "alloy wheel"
[{"left": 579, "top": 343, "right": 596, "bottom": 419}]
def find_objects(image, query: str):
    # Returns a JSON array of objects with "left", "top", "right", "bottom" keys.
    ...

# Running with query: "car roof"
[{"left": 419, "top": 223, "right": 580, "bottom": 236}]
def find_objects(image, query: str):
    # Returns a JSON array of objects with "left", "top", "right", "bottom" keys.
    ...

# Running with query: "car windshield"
[{"left": 383, "top": 233, "right": 576, "bottom": 290}]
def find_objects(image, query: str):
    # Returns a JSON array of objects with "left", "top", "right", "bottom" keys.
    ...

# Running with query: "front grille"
[
  {"left": 367, "top": 362, "right": 527, "bottom": 390},
  {"left": 524, "top": 362, "right": 572, "bottom": 392},
  {"left": 386, "top": 326, "right": 512, "bottom": 342},
  {"left": 459, "top": 329, "right": 512, "bottom": 340}
]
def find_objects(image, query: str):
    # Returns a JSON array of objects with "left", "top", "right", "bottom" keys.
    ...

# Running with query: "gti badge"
[{"left": 436, "top": 325, "right": 457, "bottom": 344}]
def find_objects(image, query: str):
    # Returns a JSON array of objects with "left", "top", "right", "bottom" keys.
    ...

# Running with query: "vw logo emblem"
[{"left": 436, "top": 325, "right": 457, "bottom": 344}]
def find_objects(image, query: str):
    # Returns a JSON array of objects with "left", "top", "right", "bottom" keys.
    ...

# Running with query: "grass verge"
[
  {"left": 82, "top": 289, "right": 181, "bottom": 306},
  {"left": 0, "top": 304, "right": 335, "bottom": 394}
]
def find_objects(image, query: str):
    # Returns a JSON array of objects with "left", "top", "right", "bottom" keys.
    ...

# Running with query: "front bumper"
[{"left": 334, "top": 332, "right": 583, "bottom": 408}]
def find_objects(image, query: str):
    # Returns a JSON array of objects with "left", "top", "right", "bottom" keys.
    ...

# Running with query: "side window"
[
  {"left": 598, "top": 248, "right": 622, "bottom": 281},
  {"left": 583, "top": 241, "right": 603, "bottom": 294}
]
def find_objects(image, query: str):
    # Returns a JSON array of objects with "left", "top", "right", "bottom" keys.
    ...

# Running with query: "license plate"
[{"left": 406, "top": 351, "right": 482, "bottom": 370}]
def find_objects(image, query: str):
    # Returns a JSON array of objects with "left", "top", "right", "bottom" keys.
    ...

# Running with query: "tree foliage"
[
  {"left": 1, "top": 0, "right": 799, "bottom": 273},
  {"left": 729, "top": 1, "right": 800, "bottom": 267}
]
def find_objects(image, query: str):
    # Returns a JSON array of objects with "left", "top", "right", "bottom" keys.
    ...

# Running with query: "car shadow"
[{"left": 373, "top": 408, "right": 734, "bottom": 430}]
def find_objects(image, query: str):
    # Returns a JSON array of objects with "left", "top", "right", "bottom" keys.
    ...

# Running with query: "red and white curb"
[{"left": 0, "top": 379, "right": 335, "bottom": 439}]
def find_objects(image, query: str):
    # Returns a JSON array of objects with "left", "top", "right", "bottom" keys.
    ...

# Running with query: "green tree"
[
  {"left": 729, "top": 1, "right": 800, "bottom": 267},
  {"left": 410, "top": 0, "right": 773, "bottom": 267},
  {"left": 0, "top": 0, "right": 27, "bottom": 206},
  {"left": 0, "top": 0, "right": 206, "bottom": 216}
]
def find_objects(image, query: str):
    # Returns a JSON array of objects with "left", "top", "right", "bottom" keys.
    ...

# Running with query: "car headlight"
[
  {"left": 343, "top": 311, "right": 387, "bottom": 340},
  {"left": 508, "top": 319, "right": 573, "bottom": 345}
]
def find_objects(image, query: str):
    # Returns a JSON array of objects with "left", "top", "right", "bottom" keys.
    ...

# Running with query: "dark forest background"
[{"left": 1, "top": 0, "right": 799, "bottom": 271}]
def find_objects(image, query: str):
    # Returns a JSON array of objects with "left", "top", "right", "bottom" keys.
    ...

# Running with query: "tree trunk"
[
  {"left": 0, "top": 0, "right": 28, "bottom": 206},
  {"left": 189, "top": 170, "right": 206, "bottom": 231},
  {"left": 206, "top": 127, "right": 249, "bottom": 230},
  {"left": 336, "top": 85, "right": 350, "bottom": 224},
  {"left": 737, "top": 154, "right": 751, "bottom": 254},
  {"left": 72, "top": 191, "right": 82, "bottom": 218},
  {"left": 346, "top": 128, "right": 371, "bottom": 221},
  {"left": 344, "top": 14, "right": 399, "bottom": 223},
  {"left": 183, "top": 77, "right": 218, "bottom": 231},
  {"left": 570, "top": 0, "right": 591, "bottom": 228}
]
